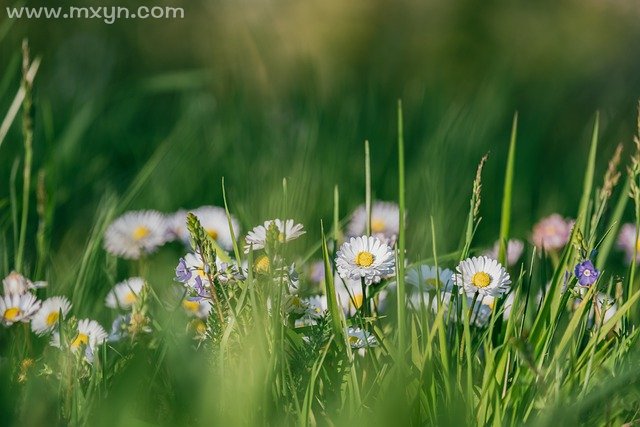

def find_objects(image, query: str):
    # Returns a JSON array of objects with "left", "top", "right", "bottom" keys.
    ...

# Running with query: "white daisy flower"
[
  {"left": 104, "top": 210, "right": 170, "bottom": 259},
  {"left": 176, "top": 253, "right": 242, "bottom": 293},
  {"left": 428, "top": 290, "right": 493, "bottom": 327},
  {"left": 346, "top": 201, "right": 400, "bottom": 245},
  {"left": 2, "top": 271, "right": 46, "bottom": 295},
  {"left": 574, "top": 293, "right": 618, "bottom": 326},
  {"left": 172, "top": 206, "right": 240, "bottom": 251},
  {"left": 166, "top": 209, "right": 188, "bottom": 241},
  {"left": 404, "top": 265, "right": 454, "bottom": 292},
  {"left": 182, "top": 298, "right": 213, "bottom": 319},
  {"left": 0, "top": 293, "right": 41, "bottom": 326},
  {"left": 454, "top": 256, "right": 511, "bottom": 297},
  {"left": 335, "top": 277, "right": 365, "bottom": 315},
  {"left": 105, "top": 277, "right": 145, "bottom": 309},
  {"left": 335, "top": 274, "right": 389, "bottom": 316},
  {"left": 335, "top": 236, "right": 395, "bottom": 285},
  {"left": 346, "top": 327, "right": 378, "bottom": 349},
  {"left": 31, "top": 296, "right": 72, "bottom": 335},
  {"left": 484, "top": 239, "right": 525, "bottom": 266},
  {"left": 244, "top": 219, "right": 305, "bottom": 253},
  {"left": 192, "top": 206, "right": 240, "bottom": 251},
  {"left": 479, "top": 292, "right": 515, "bottom": 320},
  {"left": 52, "top": 319, "right": 108, "bottom": 362},
  {"left": 284, "top": 294, "right": 309, "bottom": 315}
]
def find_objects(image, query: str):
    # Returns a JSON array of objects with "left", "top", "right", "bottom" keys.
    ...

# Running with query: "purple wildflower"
[
  {"left": 193, "top": 276, "right": 207, "bottom": 297},
  {"left": 574, "top": 260, "right": 599, "bottom": 287},
  {"left": 175, "top": 258, "right": 192, "bottom": 283}
]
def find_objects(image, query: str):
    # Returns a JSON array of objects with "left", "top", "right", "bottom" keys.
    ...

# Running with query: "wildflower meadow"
[{"left": 4, "top": 2, "right": 640, "bottom": 426}]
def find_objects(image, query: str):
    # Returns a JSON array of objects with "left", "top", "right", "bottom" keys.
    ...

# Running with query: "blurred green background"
[{"left": 2, "top": 0, "right": 640, "bottom": 271}]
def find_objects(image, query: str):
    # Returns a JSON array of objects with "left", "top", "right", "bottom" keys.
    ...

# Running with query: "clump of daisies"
[
  {"left": 0, "top": 272, "right": 45, "bottom": 327},
  {"left": 104, "top": 205, "right": 242, "bottom": 259}
]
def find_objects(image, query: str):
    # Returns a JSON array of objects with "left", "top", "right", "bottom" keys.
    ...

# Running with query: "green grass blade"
[
  {"left": 396, "top": 100, "right": 407, "bottom": 373},
  {"left": 498, "top": 113, "right": 517, "bottom": 264}
]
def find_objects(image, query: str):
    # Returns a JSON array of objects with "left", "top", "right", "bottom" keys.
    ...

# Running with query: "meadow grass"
[{"left": 2, "top": 39, "right": 640, "bottom": 427}]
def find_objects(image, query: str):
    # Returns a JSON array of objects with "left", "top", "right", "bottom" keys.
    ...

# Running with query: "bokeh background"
[{"left": 2, "top": 0, "right": 640, "bottom": 278}]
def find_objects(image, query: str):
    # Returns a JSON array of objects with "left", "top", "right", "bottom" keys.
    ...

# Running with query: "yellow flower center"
[
  {"left": 635, "top": 239, "right": 640, "bottom": 252},
  {"left": 255, "top": 256, "right": 270, "bottom": 274},
  {"left": 206, "top": 228, "right": 218, "bottom": 240},
  {"left": 355, "top": 251, "right": 375, "bottom": 267},
  {"left": 371, "top": 218, "right": 386, "bottom": 233},
  {"left": 193, "top": 319, "right": 207, "bottom": 335},
  {"left": 352, "top": 293, "right": 363, "bottom": 309},
  {"left": 132, "top": 226, "right": 150, "bottom": 241},
  {"left": 348, "top": 335, "right": 360, "bottom": 345},
  {"left": 123, "top": 292, "right": 137, "bottom": 305},
  {"left": 4, "top": 307, "right": 21, "bottom": 321},
  {"left": 45, "top": 311, "right": 60, "bottom": 326},
  {"left": 70, "top": 333, "right": 89, "bottom": 349},
  {"left": 182, "top": 300, "right": 200, "bottom": 313},
  {"left": 425, "top": 278, "right": 443, "bottom": 287},
  {"left": 471, "top": 272, "right": 492, "bottom": 288},
  {"left": 278, "top": 232, "right": 286, "bottom": 243}
]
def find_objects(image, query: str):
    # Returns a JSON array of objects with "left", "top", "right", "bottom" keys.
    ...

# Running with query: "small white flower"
[
  {"left": 0, "top": 293, "right": 40, "bottom": 326},
  {"left": 404, "top": 265, "right": 454, "bottom": 292},
  {"left": 172, "top": 206, "right": 240, "bottom": 251},
  {"left": 346, "top": 201, "right": 400, "bottom": 245},
  {"left": 105, "top": 277, "right": 145, "bottom": 309},
  {"left": 574, "top": 293, "right": 618, "bottom": 326},
  {"left": 244, "top": 219, "right": 305, "bottom": 253},
  {"left": 454, "top": 256, "right": 511, "bottom": 297},
  {"left": 429, "top": 290, "right": 494, "bottom": 327},
  {"left": 2, "top": 271, "right": 45, "bottom": 295},
  {"left": 104, "top": 210, "right": 170, "bottom": 259},
  {"left": 181, "top": 298, "right": 212, "bottom": 319},
  {"left": 336, "top": 236, "right": 395, "bottom": 285},
  {"left": 480, "top": 293, "right": 515, "bottom": 320},
  {"left": 284, "top": 294, "right": 309, "bottom": 315},
  {"left": 51, "top": 319, "right": 108, "bottom": 362},
  {"left": 31, "top": 296, "right": 72, "bottom": 335},
  {"left": 346, "top": 327, "right": 378, "bottom": 349},
  {"left": 484, "top": 239, "right": 525, "bottom": 266},
  {"left": 166, "top": 209, "right": 188, "bottom": 241}
]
